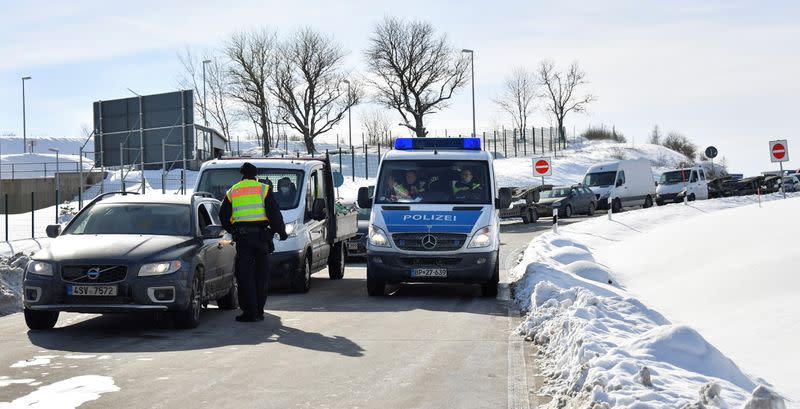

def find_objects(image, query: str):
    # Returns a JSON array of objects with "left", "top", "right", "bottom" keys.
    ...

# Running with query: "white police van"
[{"left": 357, "top": 138, "right": 512, "bottom": 297}]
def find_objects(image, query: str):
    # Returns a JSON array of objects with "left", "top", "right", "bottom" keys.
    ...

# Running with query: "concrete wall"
[{"left": 1, "top": 172, "right": 105, "bottom": 214}]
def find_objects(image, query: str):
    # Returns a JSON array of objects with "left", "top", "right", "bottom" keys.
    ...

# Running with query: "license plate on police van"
[
  {"left": 412, "top": 268, "right": 447, "bottom": 278},
  {"left": 67, "top": 285, "right": 118, "bottom": 296}
]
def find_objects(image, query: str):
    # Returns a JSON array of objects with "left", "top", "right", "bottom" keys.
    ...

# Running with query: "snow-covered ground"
[{"left": 511, "top": 194, "right": 796, "bottom": 408}]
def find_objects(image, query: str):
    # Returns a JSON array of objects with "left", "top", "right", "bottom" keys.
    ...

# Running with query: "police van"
[{"left": 357, "top": 138, "right": 512, "bottom": 297}]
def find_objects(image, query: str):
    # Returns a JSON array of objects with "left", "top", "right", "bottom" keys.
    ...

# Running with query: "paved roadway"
[{"left": 0, "top": 215, "right": 594, "bottom": 409}]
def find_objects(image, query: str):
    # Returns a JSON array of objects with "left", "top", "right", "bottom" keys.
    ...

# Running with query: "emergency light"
[{"left": 394, "top": 137, "right": 482, "bottom": 151}]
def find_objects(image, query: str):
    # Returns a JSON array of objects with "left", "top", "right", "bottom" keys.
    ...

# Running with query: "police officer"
[
  {"left": 394, "top": 170, "right": 426, "bottom": 200},
  {"left": 452, "top": 168, "right": 482, "bottom": 200},
  {"left": 219, "top": 162, "right": 287, "bottom": 323}
]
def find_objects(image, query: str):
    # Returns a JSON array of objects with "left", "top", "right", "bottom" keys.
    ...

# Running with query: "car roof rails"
[{"left": 192, "top": 191, "right": 214, "bottom": 198}]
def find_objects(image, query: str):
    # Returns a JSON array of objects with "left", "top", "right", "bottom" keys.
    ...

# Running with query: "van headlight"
[
  {"left": 139, "top": 261, "right": 182, "bottom": 276},
  {"left": 468, "top": 226, "right": 493, "bottom": 248},
  {"left": 26, "top": 261, "right": 53, "bottom": 277},
  {"left": 368, "top": 225, "right": 390, "bottom": 247},
  {"left": 283, "top": 219, "right": 299, "bottom": 238}
]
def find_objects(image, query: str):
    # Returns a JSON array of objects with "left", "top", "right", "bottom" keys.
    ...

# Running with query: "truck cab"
[
  {"left": 357, "top": 138, "right": 511, "bottom": 297},
  {"left": 194, "top": 157, "right": 357, "bottom": 293},
  {"left": 656, "top": 166, "right": 709, "bottom": 205}
]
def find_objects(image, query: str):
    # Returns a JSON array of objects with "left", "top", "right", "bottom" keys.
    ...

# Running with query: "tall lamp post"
[
  {"left": 461, "top": 49, "right": 475, "bottom": 138},
  {"left": 202, "top": 59, "right": 211, "bottom": 126},
  {"left": 22, "top": 76, "right": 32, "bottom": 153},
  {"left": 342, "top": 79, "right": 354, "bottom": 181},
  {"left": 48, "top": 148, "right": 59, "bottom": 223}
]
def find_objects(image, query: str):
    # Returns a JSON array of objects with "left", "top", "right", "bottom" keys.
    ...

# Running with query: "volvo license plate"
[
  {"left": 67, "top": 285, "right": 118, "bottom": 296},
  {"left": 412, "top": 268, "right": 447, "bottom": 278}
]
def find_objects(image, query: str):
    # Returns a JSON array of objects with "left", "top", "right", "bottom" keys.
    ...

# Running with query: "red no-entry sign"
[
  {"left": 532, "top": 157, "right": 552, "bottom": 176},
  {"left": 770, "top": 140, "right": 789, "bottom": 163}
]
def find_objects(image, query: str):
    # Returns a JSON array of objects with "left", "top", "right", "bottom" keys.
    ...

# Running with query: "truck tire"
[
  {"left": 328, "top": 242, "right": 345, "bottom": 280},
  {"left": 366, "top": 266, "right": 386, "bottom": 296},
  {"left": 481, "top": 259, "right": 499, "bottom": 298},
  {"left": 643, "top": 195, "right": 653, "bottom": 208},
  {"left": 520, "top": 209, "right": 531, "bottom": 224},
  {"left": 529, "top": 208, "right": 538, "bottom": 223},
  {"left": 175, "top": 270, "right": 203, "bottom": 329},
  {"left": 611, "top": 198, "right": 622, "bottom": 213},
  {"left": 290, "top": 255, "right": 312, "bottom": 293},
  {"left": 216, "top": 281, "right": 239, "bottom": 310},
  {"left": 24, "top": 309, "right": 59, "bottom": 330}
]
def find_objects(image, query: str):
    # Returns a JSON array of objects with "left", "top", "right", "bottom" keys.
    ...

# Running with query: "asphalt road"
[{"left": 0, "top": 215, "right": 594, "bottom": 409}]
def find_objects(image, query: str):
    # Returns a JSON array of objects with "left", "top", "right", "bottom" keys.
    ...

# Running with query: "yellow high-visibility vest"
[{"left": 226, "top": 179, "right": 269, "bottom": 223}]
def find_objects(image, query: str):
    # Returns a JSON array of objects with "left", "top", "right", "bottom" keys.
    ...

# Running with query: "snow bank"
[
  {"left": 0, "top": 254, "right": 30, "bottom": 316},
  {"left": 511, "top": 194, "right": 795, "bottom": 407}
]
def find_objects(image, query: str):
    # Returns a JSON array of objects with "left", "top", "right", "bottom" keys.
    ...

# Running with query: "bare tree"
[
  {"left": 226, "top": 29, "right": 277, "bottom": 155},
  {"left": 365, "top": 17, "right": 469, "bottom": 138},
  {"left": 649, "top": 125, "right": 662, "bottom": 145},
  {"left": 538, "top": 60, "right": 596, "bottom": 149},
  {"left": 269, "top": 28, "right": 360, "bottom": 153},
  {"left": 494, "top": 67, "right": 537, "bottom": 141},
  {"left": 179, "top": 48, "right": 235, "bottom": 149},
  {"left": 361, "top": 108, "right": 392, "bottom": 145}
]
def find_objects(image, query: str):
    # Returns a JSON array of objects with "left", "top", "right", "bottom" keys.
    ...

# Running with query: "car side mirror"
[
  {"left": 46, "top": 224, "right": 61, "bottom": 238},
  {"left": 332, "top": 171, "right": 345, "bottom": 188},
  {"left": 312, "top": 198, "right": 327, "bottom": 221},
  {"left": 357, "top": 186, "right": 373, "bottom": 209},
  {"left": 202, "top": 224, "right": 224, "bottom": 238},
  {"left": 496, "top": 187, "right": 512, "bottom": 210}
]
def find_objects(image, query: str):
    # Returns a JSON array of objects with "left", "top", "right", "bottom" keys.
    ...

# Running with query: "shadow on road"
[{"left": 26, "top": 311, "right": 364, "bottom": 357}]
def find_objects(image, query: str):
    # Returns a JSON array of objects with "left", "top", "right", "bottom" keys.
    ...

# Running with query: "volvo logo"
[
  {"left": 86, "top": 267, "right": 101, "bottom": 280},
  {"left": 421, "top": 235, "right": 437, "bottom": 250}
]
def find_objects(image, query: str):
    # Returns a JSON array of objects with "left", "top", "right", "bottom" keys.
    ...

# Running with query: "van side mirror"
[
  {"left": 46, "top": 224, "right": 61, "bottom": 238},
  {"left": 332, "top": 171, "right": 344, "bottom": 188},
  {"left": 496, "top": 188, "right": 512, "bottom": 210},
  {"left": 312, "top": 198, "right": 327, "bottom": 221},
  {"left": 357, "top": 186, "right": 373, "bottom": 209},
  {"left": 202, "top": 224, "right": 224, "bottom": 238},
  {"left": 615, "top": 179, "right": 624, "bottom": 187}
]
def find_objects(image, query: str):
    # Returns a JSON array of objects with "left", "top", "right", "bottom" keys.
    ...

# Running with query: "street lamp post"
[
  {"left": 22, "top": 76, "right": 32, "bottom": 153},
  {"left": 342, "top": 79, "right": 353, "bottom": 181},
  {"left": 461, "top": 49, "right": 475, "bottom": 138},
  {"left": 48, "top": 148, "right": 59, "bottom": 223},
  {"left": 202, "top": 59, "right": 211, "bottom": 126}
]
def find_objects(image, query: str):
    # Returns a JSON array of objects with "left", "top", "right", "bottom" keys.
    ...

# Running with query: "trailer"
[{"left": 498, "top": 185, "right": 553, "bottom": 224}]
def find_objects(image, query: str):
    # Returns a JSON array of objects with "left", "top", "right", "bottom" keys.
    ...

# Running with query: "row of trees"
[{"left": 180, "top": 17, "right": 595, "bottom": 154}]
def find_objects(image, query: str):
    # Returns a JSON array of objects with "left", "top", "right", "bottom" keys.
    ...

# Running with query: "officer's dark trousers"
[{"left": 234, "top": 232, "right": 271, "bottom": 318}]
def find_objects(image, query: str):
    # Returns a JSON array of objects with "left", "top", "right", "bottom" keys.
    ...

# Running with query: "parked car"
[
  {"left": 582, "top": 159, "right": 656, "bottom": 212},
  {"left": 194, "top": 157, "right": 357, "bottom": 293},
  {"left": 537, "top": 185, "right": 597, "bottom": 218},
  {"left": 345, "top": 207, "right": 370, "bottom": 259},
  {"left": 656, "top": 166, "right": 709, "bottom": 205},
  {"left": 22, "top": 192, "right": 237, "bottom": 330},
  {"left": 784, "top": 175, "right": 800, "bottom": 192}
]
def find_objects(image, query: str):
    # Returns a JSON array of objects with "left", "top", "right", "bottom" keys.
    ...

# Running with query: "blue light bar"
[{"left": 394, "top": 138, "right": 482, "bottom": 151}]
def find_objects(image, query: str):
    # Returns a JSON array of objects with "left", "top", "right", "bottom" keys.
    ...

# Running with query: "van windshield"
[
  {"left": 660, "top": 170, "right": 690, "bottom": 185},
  {"left": 196, "top": 168, "right": 304, "bottom": 210},
  {"left": 583, "top": 171, "right": 616, "bottom": 187},
  {"left": 375, "top": 160, "right": 491, "bottom": 204}
]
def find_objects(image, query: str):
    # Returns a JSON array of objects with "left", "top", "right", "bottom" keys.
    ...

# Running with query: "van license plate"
[
  {"left": 412, "top": 268, "right": 447, "bottom": 278},
  {"left": 67, "top": 285, "right": 118, "bottom": 296}
]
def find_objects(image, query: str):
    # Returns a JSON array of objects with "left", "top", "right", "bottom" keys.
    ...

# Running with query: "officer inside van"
[{"left": 452, "top": 168, "right": 483, "bottom": 201}]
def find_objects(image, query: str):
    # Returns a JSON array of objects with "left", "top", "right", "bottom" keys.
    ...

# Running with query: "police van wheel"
[
  {"left": 328, "top": 242, "right": 345, "bottom": 280},
  {"left": 216, "top": 281, "right": 239, "bottom": 310},
  {"left": 481, "top": 261, "right": 499, "bottom": 298},
  {"left": 175, "top": 271, "right": 203, "bottom": 329},
  {"left": 366, "top": 268, "right": 386, "bottom": 296},
  {"left": 24, "top": 309, "right": 59, "bottom": 330},
  {"left": 291, "top": 256, "right": 312, "bottom": 293}
]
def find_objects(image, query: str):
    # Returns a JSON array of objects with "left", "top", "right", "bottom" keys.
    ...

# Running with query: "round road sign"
[
  {"left": 534, "top": 159, "right": 550, "bottom": 175},
  {"left": 772, "top": 143, "right": 786, "bottom": 160},
  {"left": 705, "top": 146, "right": 718, "bottom": 159}
]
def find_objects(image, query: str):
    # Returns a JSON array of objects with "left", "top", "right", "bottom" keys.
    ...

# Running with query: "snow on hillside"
[{"left": 511, "top": 194, "right": 795, "bottom": 408}]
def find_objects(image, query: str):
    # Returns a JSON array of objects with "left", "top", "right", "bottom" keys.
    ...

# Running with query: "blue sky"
[{"left": 1, "top": 0, "right": 799, "bottom": 174}]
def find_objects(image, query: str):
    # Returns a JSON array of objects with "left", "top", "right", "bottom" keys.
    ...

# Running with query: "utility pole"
[
  {"left": 22, "top": 76, "right": 32, "bottom": 153},
  {"left": 461, "top": 49, "right": 476, "bottom": 138},
  {"left": 202, "top": 59, "right": 211, "bottom": 126}
]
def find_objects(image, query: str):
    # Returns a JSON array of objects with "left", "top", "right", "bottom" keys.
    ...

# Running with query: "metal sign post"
[{"left": 769, "top": 140, "right": 789, "bottom": 199}]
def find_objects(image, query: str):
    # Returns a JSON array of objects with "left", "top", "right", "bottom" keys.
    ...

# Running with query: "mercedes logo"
[
  {"left": 421, "top": 235, "right": 437, "bottom": 250},
  {"left": 86, "top": 267, "right": 101, "bottom": 280}
]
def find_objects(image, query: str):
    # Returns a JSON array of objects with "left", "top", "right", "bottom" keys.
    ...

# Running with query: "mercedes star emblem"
[{"left": 421, "top": 235, "right": 437, "bottom": 250}]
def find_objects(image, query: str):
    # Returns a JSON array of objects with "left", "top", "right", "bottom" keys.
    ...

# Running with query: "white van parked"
[
  {"left": 656, "top": 166, "right": 709, "bottom": 205},
  {"left": 582, "top": 159, "right": 656, "bottom": 212}
]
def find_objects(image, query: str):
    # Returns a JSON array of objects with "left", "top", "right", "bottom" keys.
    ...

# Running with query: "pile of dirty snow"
[
  {"left": 0, "top": 253, "right": 30, "bottom": 315},
  {"left": 511, "top": 195, "right": 792, "bottom": 408}
]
